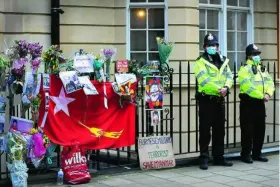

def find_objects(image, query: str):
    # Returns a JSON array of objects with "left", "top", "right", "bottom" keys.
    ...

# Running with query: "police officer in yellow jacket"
[
  {"left": 238, "top": 44, "right": 275, "bottom": 163},
  {"left": 194, "top": 33, "right": 233, "bottom": 170}
]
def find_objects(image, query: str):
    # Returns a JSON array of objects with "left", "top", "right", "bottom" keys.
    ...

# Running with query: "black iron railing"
[{"left": 0, "top": 61, "right": 278, "bottom": 181}]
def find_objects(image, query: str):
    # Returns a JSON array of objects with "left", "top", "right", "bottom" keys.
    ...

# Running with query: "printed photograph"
[
  {"left": 43, "top": 73, "right": 50, "bottom": 90},
  {"left": 0, "top": 96, "right": 6, "bottom": 113},
  {"left": 0, "top": 135, "right": 5, "bottom": 151},
  {"left": 59, "top": 71, "right": 83, "bottom": 94},
  {"left": 45, "top": 92, "right": 49, "bottom": 109},
  {"left": 147, "top": 61, "right": 160, "bottom": 73},
  {"left": 78, "top": 76, "right": 99, "bottom": 95},
  {"left": 23, "top": 72, "right": 41, "bottom": 98},
  {"left": 9, "top": 116, "right": 33, "bottom": 134},
  {"left": 145, "top": 76, "right": 164, "bottom": 110},
  {"left": 0, "top": 115, "right": 4, "bottom": 133},
  {"left": 151, "top": 110, "right": 161, "bottom": 126}
]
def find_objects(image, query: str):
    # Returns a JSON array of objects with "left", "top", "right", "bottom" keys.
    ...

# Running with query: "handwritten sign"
[
  {"left": 116, "top": 60, "right": 129, "bottom": 73},
  {"left": 73, "top": 54, "right": 93, "bottom": 73},
  {"left": 138, "top": 136, "right": 176, "bottom": 170}
]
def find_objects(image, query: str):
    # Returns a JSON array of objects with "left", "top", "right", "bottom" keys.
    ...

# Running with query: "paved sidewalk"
[{"left": 34, "top": 154, "right": 279, "bottom": 187}]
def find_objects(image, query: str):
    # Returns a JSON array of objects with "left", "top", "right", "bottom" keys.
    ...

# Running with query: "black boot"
[
  {"left": 199, "top": 158, "right": 208, "bottom": 170},
  {"left": 241, "top": 155, "right": 253, "bottom": 164},
  {"left": 213, "top": 157, "right": 233, "bottom": 167},
  {"left": 252, "top": 155, "right": 269, "bottom": 162}
]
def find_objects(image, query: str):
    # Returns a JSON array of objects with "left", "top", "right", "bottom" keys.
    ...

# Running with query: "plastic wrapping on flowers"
[
  {"left": 93, "top": 56, "right": 105, "bottom": 82},
  {"left": 101, "top": 48, "right": 116, "bottom": 81},
  {"left": 156, "top": 37, "right": 174, "bottom": 65},
  {"left": 7, "top": 160, "right": 28, "bottom": 187},
  {"left": 6, "top": 130, "right": 30, "bottom": 187}
]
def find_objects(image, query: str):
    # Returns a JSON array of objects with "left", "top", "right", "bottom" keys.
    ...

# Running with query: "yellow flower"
[{"left": 30, "top": 128, "right": 38, "bottom": 135}]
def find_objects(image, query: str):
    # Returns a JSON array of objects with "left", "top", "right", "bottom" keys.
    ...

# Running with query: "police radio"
[
  {"left": 252, "top": 64, "right": 265, "bottom": 75},
  {"left": 260, "top": 64, "right": 265, "bottom": 72},
  {"left": 252, "top": 65, "right": 257, "bottom": 75}
]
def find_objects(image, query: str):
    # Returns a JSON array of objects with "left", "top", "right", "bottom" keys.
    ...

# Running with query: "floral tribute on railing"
[
  {"left": 0, "top": 40, "right": 54, "bottom": 187},
  {"left": 0, "top": 36, "right": 174, "bottom": 186}
]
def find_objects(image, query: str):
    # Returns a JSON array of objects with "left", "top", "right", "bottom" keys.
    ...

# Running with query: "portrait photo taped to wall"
[
  {"left": 9, "top": 116, "right": 33, "bottom": 134},
  {"left": 43, "top": 73, "right": 50, "bottom": 90},
  {"left": 78, "top": 76, "right": 99, "bottom": 95},
  {"left": 145, "top": 76, "right": 164, "bottom": 110},
  {"left": 151, "top": 110, "right": 161, "bottom": 126},
  {"left": 59, "top": 71, "right": 82, "bottom": 94},
  {"left": 23, "top": 72, "right": 41, "bottom": 98}
]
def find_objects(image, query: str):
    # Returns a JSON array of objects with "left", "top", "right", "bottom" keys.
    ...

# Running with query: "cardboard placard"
[
  {"left": 138, "top": 136, "right": 176, "bottom": 170},
  {"left": 116, "top": 60, "right": 129, "bottom": 73},
  {"left": 73, "top": 54, "right": 94, "bottom": 73}
]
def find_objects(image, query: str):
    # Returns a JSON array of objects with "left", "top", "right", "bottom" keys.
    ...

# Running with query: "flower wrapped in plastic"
[
  {"left": 101, "top": 48, "right": 116, "bottom": 81},
  {"left": 7, "top": 160, "right": 28, "bottom": 187},
  {"left": 45, "top": 142, "right": 57, "bottom": 165},
  {"left": 93, "top": 56, "right": 105, "bottom": 82},
  {"left": 29, "top": 132, "right": 46, "bottom": 168},
  {"left": 7, "top": 131, "right": 30, "bottom": 162},
  {"left": 156, "top": 37, "right": 174, "bottom": 65}
]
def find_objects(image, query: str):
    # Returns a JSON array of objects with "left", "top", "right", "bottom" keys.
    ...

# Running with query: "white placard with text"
[{"left": 138, "top": 135, "right": 176, "bottom": 170}]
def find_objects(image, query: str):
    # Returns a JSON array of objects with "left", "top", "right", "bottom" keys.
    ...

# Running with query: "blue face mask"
[
  {"left": 206, "top": 46, "right": 217, "bottom": 55},
  {"left": 252, "top": 55, "right": 261, "bottom": 63}
]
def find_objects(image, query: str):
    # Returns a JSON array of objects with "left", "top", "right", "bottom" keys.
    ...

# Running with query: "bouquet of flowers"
[
  {"left": 29, "top": 128, "right": 49, "bottom": 168},
  {"left": 0, "top": 55, "right": 9, "bottom": 90},
  {"left": 29, "top": 42, "right": 43, "bottom": 75},
  {"left": 42, "top": 45, "right": 63, "bottom": 74},
  {"left": 101, "top": 48, "right": 116, "bottom": 81},
  {"left": 93, "top": 56, "right": 105, "bottom": 82},
  {"left": 30, "top": 95, "right": 41, "bottom": 122},
  {"left": 11, "top": 68, "right": 25, "bottom": 94},
  {"left": 7, "top": 40, "right": 32, "bottom": 94},
  {"left": 156, "top": 37, "right": 174, "bottom": 65},
  {"left": 6, "top": 130, "right": 30, "bottom": 187}
]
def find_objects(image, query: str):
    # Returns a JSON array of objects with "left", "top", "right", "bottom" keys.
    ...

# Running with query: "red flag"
[{"left": 38, "top": 75, "right": 136, "bottom": 149}]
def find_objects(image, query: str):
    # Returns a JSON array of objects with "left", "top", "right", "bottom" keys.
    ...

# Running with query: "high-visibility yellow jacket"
[
  {"left": 238, "top": 59, "right": 275, "bottom": 99},
  {"left": 194, "top": 55, "right": 233, "bottom": 96}
]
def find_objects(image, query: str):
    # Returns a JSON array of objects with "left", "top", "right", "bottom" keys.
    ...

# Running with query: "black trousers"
[
  {"left": 240, "top": 95, "right": 266, "bottom": 157},
  {"left": 199, "top": 95, "right": 225, "bottom": 159}
]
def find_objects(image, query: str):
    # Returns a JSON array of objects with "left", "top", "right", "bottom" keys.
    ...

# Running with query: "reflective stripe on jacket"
[
  {"left": 194, "top": 56, "right": 233, "bottom": 96},
  {"left": 238, "top": 59, "right": 275, "bottom": 99}
]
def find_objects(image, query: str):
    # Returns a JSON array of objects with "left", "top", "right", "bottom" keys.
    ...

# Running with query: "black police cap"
[
  {"left": 204, "top": 33, "right": 219, "bottom": 46},
  {"left": 246, "top": 44, "right": 261, "bottom": 56}
]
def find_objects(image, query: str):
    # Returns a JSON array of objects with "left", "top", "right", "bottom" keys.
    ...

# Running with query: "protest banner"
[{"left": 138, "top": 135, "right": 175, "bottom": 170}]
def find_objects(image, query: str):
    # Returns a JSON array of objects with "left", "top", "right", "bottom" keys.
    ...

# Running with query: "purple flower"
[
  {"left": 29, "top": 43, "right": 43, "bottom": 58},
  {"left": 31, "top": 58, "right": 41, "bottom": 68},
  {"left": 12, "top": 57, "right": 29, "bottom": 69},
  {"left": 17, "top": 40, "right": 29, "bottom": 57},
  {"left": 102, "top": 48, "right": 115, "bottom": 58},
  {"left": 12, "top": 67, "right": 24, "bottom": 77}
]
